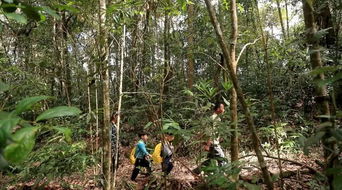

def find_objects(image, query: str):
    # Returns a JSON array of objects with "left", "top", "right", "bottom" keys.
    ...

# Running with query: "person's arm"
[
  {"left": 137, "top": 142, "right": 150, "bottom": 156},
  {"left": 204, "top": 139, "right": 212, "bottom": 151}
]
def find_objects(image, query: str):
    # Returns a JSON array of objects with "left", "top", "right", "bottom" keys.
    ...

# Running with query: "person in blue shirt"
[{"left": 130, "top": 132, "right": 152, "bottom": 181}]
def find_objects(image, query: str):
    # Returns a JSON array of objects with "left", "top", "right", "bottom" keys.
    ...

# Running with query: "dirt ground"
[{"left": 1, "top": 147, "right": 324, "bottom": 190}]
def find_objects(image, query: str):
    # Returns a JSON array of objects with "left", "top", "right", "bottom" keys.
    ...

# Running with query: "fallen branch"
[
  {"left": 239, "top": 154, "right": 324, "bottom": 177},
  {"left": 240, "top": 168, "right": 313, "bottom": 183}
]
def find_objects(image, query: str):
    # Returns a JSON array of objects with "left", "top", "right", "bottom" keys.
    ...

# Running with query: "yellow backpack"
[
  {"left": 129, "top": 147, "right": 136, "bottom": 165},
  {"left": 152, "top": 143, "right": 163, "bottom": 164}
]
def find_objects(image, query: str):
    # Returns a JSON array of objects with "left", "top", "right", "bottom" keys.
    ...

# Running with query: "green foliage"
[
  {"left": 1, "top": 1, "right": 60, "bottom": 24},
  {"left": 15, "top": 96, "right": 50, "bottom": 114},
  {"left": 0, "top": 82, "right": 82, "bottom": 169},
  {"left": 0, "top": 80, "right": 10, "bottom": 93},
  {"left": 200, "top": 161, "right": 242, "bottom": 189},
  {"left": 18, "top": 141, "right": 94, "bottom": 180},
  {"left": 3, "top": 12, "right": 27, "bottom": 23},
  {"left": 36, "top": 106, "right": 81, "bottom": 122},
  {"left": 4, "top": 127, "right": 38, "bottom": 164},
  {"left": 193, "top": 80, "right": 218, "bottom": 101}
]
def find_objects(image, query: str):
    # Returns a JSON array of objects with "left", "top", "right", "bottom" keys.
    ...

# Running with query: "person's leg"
[
  {"left": 112, "top": 153, "right": 120, "bottom": 171},
  {"left": 137, "top": 158, "right": 151, "bottom": 176},
  {"left": 162, "top": 157, "right": 173, "bottom": 175},
  {"left": 131, "top": 159, "right": 141, "bottom": 181},
  {"left": 141, "top": 158, "right": 152, "bottom": 175},
  {"left": 212, "top": 144, "right": 227, "bottom": 166},
  {"left": 166, "top": 161, "right": 173, "bottom": 175}
]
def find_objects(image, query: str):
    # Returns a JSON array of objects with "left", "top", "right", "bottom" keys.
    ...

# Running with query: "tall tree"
[
  {"left": 162, "top": 0, "right": 171, "bottom": 95},
  {"left": 302, "top": 0, "right": 334, "bottom": 188},
  {"left": 186, "top": 3, "right": 195, "bottom": 89},
  {"left": 284, "top": 0, "right": 290, "bottom": 38},
  {"left": 254, "top": 0, "right": 284, "bottom": 187},
  {"left": 229, "top": 0, "right": 239, "bottom": 163},
  {"left": 275, "top": 0, "right": 286, "bottom": 39},
  {"left": 98, "top": 0, "right": 111, "bottom": 189},
  {"left": 204, "top": 0, "right": 274, "bottom": 189},
  {"left": 113, "top": 13, "right": 126, "bottom": 188}
]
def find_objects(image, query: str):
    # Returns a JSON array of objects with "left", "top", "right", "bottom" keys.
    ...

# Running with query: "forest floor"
[{"left": 1, "top": 147, "right": 324, "bottom": 190}]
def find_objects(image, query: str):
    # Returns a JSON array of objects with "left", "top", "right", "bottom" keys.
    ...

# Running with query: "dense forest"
[{"left": 0, "top": 0, "right": 341, "bottom": 189}]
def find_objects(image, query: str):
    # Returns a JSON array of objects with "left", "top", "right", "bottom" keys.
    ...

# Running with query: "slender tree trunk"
[
  {"left": 140, "top": 1, "right": 151, "bottom": 87},
  {"left": 99, "top": 0, "right": 111, "bottom": 189},
  {"left": 130, "top": 13, "right": 141, "bottom": 92},
  {"left": 254, "top": 0, "right": 284, "bottom": 187},
  {"left": 87, "top": 68, "right": 93, "bottom": 153},
  {"left": 276, "top": 0, "right": 286, "bottom": 39},
  {"left": 95, "top": 64, "right": 100, "bottom": 175},
  {"left": 284, "top": 0, "right": 290, "bottom": 38},
  {"left": 186, "top": 3, "right": 195, "bottom": 89},
  {"left": 229, "top": 0, "right": 239, "bottom": 164},
  {"left": 302, "top": 1, "right": 334, "bottom": 188},
  {"left": 63, "top": 14, "right": 72, "bottom": 106},
  {"left": 113, "top": 20, "right": 125, "bottom": 189},
  {"left": 204, "top": 1, "right": 273, "bottom": 189},
  {"left": 163, "top": 0, "right": 171, "bottom": 95}
]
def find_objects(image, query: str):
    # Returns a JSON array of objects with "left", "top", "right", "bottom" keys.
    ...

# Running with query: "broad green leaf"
[
  {"left": 4, "top": 127, "right": 38, "bottom": 163},
  {"left": 15, "top": 96, "right": 50, "bottom": 114},
  {"left": 22, "top": 5, "right": 41, "bottom": 21},
  {"left": 41, "top": 6, "right": 60, "bottom": 18},
  {"left": 36, "top": 106, "right": 81, "bottom": 121},
  {"left": 4, "top": 12, "right": 27, "bottom": 24},
  {"left": 54, "top": 127, "right": 72, "bottom": 143},
  {"left": 0, "top": 111, "right": 20, "bottom": 134},
  {"left": 12, "top": 126, "right": 38, "bottom": 142},
  {"left": 55, "top": 4, "right": 79, "bottom": 13},
  {"left": 0, "top": 80, "right": 9, "bottom": 93}
]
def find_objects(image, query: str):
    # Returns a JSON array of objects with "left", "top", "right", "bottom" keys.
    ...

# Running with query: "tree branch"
[{"left": 236, "top": 38, "right": 260, "bottom": 65}]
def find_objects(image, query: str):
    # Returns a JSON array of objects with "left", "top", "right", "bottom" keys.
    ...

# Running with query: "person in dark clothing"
[
  {"left": 161, "top": 133, "right": 175, "bottom": 176},
  {"left": 130, "top": 132, "right": 152, "bottom": 181}
]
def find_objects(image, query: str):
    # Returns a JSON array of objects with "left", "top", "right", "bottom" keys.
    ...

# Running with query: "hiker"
[
  {"left": 110, "top": 113, "right": 120, "bottom": 171},
  {"left": 130, "top": 132, "right": 152, "bottom": 181},
  {"left": 152, "top": 132, "right": 175, "bottom": 176},
  {"left": 193, "top": 102, "right": 227, "bottom": 174},
  {"left": 205, "top": 102, "right": 226, "bottom": 166}
]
